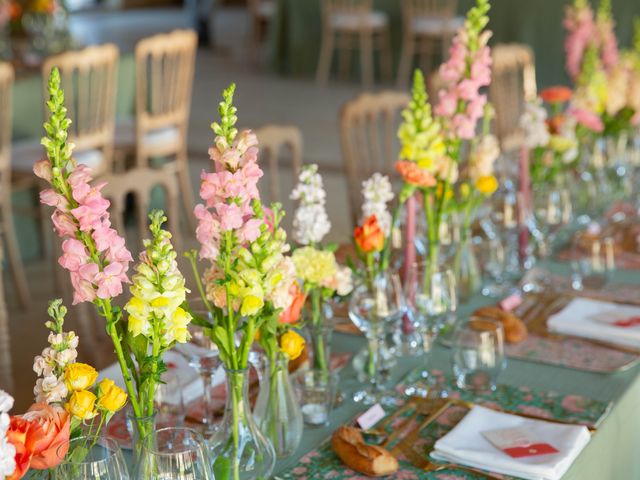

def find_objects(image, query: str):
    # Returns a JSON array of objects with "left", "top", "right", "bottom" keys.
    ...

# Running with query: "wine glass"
[
  {"left": 56, "top": 436, "right": 130, "bottom": 479},
  {"left": 154, "top": 370, "right": 186, "bottom": 428},
  {"left": 403, "top": 264, "right": 457, "bottom": 398},
  {"left": 349, "top": 271, "right": 406, "bottom": 405},
  {"left": 134, "top": 427, "right": 214, "bottom": 479}
]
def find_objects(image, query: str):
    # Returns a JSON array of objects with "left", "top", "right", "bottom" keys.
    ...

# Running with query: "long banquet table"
[
  {"left": 267, "top": 0, "right": 640, "bottom": 88},
  {"left": 272, "top": 263, "right": 640, "bottom": 479}
]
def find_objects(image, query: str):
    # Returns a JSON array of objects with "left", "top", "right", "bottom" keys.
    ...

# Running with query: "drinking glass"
[
  {"left": 292, "top": 368, "right": 339, "bottom": 427},
  {"left": 451, "top": 318, "right": 505, "bottom": 393},
  {"left": 155, "top": 370, "right": 186, "bottom": 428},
  {"left": 404, "top": 264, "right": 457, "bottom": 397},
  {"left": 570, "top": 228, "right": 616, "bottom": 291},
  {"left": 480, "top": 236, "right": 510, "bottom": 298},
  {"left": 349, "top": 271, "right": 406, "bottom": 405},
  {"left": 134, "top": 427, "right": 214, "bottom": 480},
  {"left": 56, "top": 436, "right": 130, "bottom": 479}
]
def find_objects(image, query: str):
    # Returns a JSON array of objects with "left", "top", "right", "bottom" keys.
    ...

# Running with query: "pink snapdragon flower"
[
  {"left": 570, "top": 106, "right": 605, "bottom": 133},
  {"left": 564, "top": 3, "right": 596, "bottom": 80}
]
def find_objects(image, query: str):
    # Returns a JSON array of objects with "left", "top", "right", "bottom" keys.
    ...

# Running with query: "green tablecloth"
[
  {"left": 274, "top": 265, "right": 640, "bottom": 479},
  {"left": 11, "top": 55, "right": 136, "bottom": 261},
  {"left": 267, "top": 0, "right": 640, "bottom": 88}
]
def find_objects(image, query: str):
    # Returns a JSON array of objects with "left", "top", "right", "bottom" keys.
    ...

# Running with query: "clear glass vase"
[
  {"left": 253, "top": 351, "right": 303, "bottom": 458},
  {"left": 305, "top": 292, "right": 334, "bottom": 373},
  {"left": 452, "top": 225, "right": 481, "bottom": 303},
  {"left": 209, "top": 367, "right": 275, "bottom": 480},
  {"left": 126, "top": 412, "right": 157, "bottom": 466}
]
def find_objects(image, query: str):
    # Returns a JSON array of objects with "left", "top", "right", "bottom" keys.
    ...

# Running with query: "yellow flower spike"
[
  {"left": 96, "top": 379, "right": 128, "bottom": 412},
  {"left": 64, "top": 363, "right": 98, "bottom": 391},
  {"left": 241, "top": 295, "right": 264, "bottom": 317},
  {"left": 280, "top": 331, "right": 305, "bottom": 360},
  {"left": 151, "top": 296, "right": 170, "bottom": 309},
  {"left": 475, "top": 175, "right": 499, "bottom": 195},
  {"left": 66, "top": 390, "right": 97, "bottom": 420},
  {"left": 170, "top": 307, "right": 192, "bottom": 343}
]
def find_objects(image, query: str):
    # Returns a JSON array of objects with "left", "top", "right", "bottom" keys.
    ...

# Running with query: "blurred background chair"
[
  {"left": 254, "top": 124, "right": 303, "bottom": 203},
  {"left": 0, "top": 62, "right": 30, "bottom": 310},
  {"left": 489, "top": 43, "right": 537, "bottom": 153},
  {"left": 316, "top": 0, "right": 392, "bottom": 87},
  {"left": 247, "top": 0, "right": 276, "bottom": 61},
  {"left": 396, "top": 0, "right": 464, "bottom": 87},
  {"left": 339, "top": 90, "right": 409, "bottom": 226},
  {"left": 117, "top": 29, "right": 198, "bottom": 230}
]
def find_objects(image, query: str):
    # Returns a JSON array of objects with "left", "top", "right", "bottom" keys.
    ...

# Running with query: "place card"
[
  {"left": 356, "top": 403, "right": 386, "bottom": 430},
  {"left": 482, "top": 427, "right": 559, "bottom": 458}
]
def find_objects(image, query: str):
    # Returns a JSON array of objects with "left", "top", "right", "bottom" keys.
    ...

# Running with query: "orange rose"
[
  {"left": 540, "top": 86, "right": 572, "bottom": 104},
  {"left": 279, "top": 283, "right": 306, "bottom": 324},
  {"left": 7, "top": 403, "right": 70, "bottom": 476},
  {"left": 395, "top": 161, "right": 436, "bottom": 188},
  {"left": 354, "top": 215, "right": 385, "bottom": 253}
]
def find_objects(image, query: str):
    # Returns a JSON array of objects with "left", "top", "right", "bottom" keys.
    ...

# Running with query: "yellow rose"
[
  {"left": 65, "top": 390, "right": 97, "bottom": 420},
  {"left": 64, "top": 363, "right": 98, "bottom": 391},
  {"left": 96, "top": 379, "right": 128, "bottom": 412},
  {"left": 280, "top": 331, "right": 305, "bottom": 360},
  {"left": 475, "top": 175, "right": 498, "bottom": 196}
]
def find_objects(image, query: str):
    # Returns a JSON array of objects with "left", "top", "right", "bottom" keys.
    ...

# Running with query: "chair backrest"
[
  {"left": 100, "top": 167, "right": 182, "bottom": 251},
  {"left": 42, "top": 44, "right": 119, "bottom": 174},
  {"left": 339, "top": 90, "right": 410, "bottom": 226},
  {"left": 321, "top": 0, "right": 373, "bottom": 16},
  {"left": 0, "top": 62, "right": 12, "bottom": 176},
  {"left": 489, "top": 43, "right": 537, "bottom": 150},
  {"left": 254, "top": 125, "right": 303, "bottom": 203},
  {"left": 402, "top": 0, "right": 457, "bottom": 19},
  {"left": 135, "top": 29, "right": 197, "bottom": 136},
  {"left": 0, "top": 247, "right": 12, "bottom": 392}
]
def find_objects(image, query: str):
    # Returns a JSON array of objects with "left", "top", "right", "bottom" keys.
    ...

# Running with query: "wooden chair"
[
  {"left": 247, "top": 0, "right": 276, "bottom": 60},
  {"left": 254, "top": 125, "right": 303, "bottom": 203},
  {"left": 100, "top": 167, "right": 182, "bottom": 253},
  {"left": 0, "top": 246, "right": 13, "bottom": 392},
  {"left": 339, "top": 90, "right": 410, "bottom": 226},
  {"left": 396, "top": 0, "right": 464, "bottom": 87},
  {"left": 316, "top": 0, "right": 393, "bottom": 87},
  {"left": 40, "top": 44, "right": 120, "bottom": 175},
  {"left": 117, "top": 29, "right": 198, "bottom": 230},
  {"left": 0, "top": 62, "right": 31, "bottom": 309},
  {"left": 489, "top": 43, "right": 537, "bottom": 151}
]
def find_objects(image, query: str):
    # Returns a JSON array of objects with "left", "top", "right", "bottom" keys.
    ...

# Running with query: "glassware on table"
[
  {"left": 253, "top": 351, "right": 304, "bottom": 458},
  {"left": 404, "top": 264, "right": 457, "bottom": 398},
  {"left": 292, "top": 368, "right": 339, "bottom": 427},
  {"left": 480, "top": 236, "right": 510, "bottom": 298},
  {"left": 569, "top": 227, "right": 616, "bottom": 291},
  {"left": 487, "top": 185, "right": 522, "bottom": 280},
  {"left": 154, "top": 370, "right": 186, "bottom": 428},
  {"left": 348, "top": 271, "right": 406, "bottom": 405},
  {"left": 126, "top": 411, "right": 157, "bottom": 465},
  {"left": 134, "top": 427, "right": 214, "bottom": 480},
  {"left": 55, "top": 436, "right": 130, "bottom": 480},
  {"left": 451, "top": 318, "right": 505, "bottom": 393}
]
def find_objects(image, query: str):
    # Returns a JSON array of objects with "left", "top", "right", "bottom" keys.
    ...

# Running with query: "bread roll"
[
  {"left": 331, "top": 426, "right": 399, "bottom": 477},
  {"left": 472, "top": 306, "right": 528, "bottom": 344}
]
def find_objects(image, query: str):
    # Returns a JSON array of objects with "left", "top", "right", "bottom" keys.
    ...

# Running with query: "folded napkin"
[
  {"left": 432, "top": 405, "right": 591, "bottom": 480},
  {"left": 98, "top": 348, "right": 223, "bottom": 405},
  {"left": 547, "top": 298, "right": 640, "bottom": 349}
]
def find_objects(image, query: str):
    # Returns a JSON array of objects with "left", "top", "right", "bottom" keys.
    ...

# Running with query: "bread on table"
[
  {"left": 331, "top": 426, "right": 399, "bottom": 477},
  {"left": 472, "top": 306, "right": 528, "bottom": 344}
]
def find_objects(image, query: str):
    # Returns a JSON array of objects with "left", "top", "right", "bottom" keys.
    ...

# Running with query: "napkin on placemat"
[
  {"left": 432, "top": 406, "right": 591, "bottom": 480},
  {"left": 547, "top": 298, "right": 640, "bottom": 349}
]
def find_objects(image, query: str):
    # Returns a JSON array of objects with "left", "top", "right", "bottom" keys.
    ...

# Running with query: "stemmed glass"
[
  {"left": 56, "top": 436, "right": 130, "bottom": 480},
  {"left": 403, "top": 264, "right": 457, "bottom": 398},
  {"left": 349, "top": 271, "right": 406, "bottom": 405},
  {"left": 134, "top": 427, "right": 214, "bottom": 479}
]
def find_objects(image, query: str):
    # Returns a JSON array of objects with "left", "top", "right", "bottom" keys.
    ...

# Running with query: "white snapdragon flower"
[
  {"left": 520, "top": 100, "right": 550, "bottom": 149},
  {"left": 321, "top": 266, "right": 354, "bottom": 297},
  {"left": 290, "top": 164, "right": 331, "bottom": 245},
  {"left": 34, "top": 375, "right": 68, "bottom": 404},
  {"left": 0, "top": 390, "right": 16, "bottom": 479},
  {"left": 468, "top": 134, "right": 500, "bottom": 182},
  {"left": 361, "top": 173, "right": 395, "bottom": 236}
]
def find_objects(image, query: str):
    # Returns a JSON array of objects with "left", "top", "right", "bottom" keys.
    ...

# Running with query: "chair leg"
[
  {"left": 316, "top": 28, "right": 335, "bottom": 86},
  {"left": 337, "top": 32, "right": 351, "bottom": 81},
  {"left": 176, "top": 148, "right": 197, "bottom": 232},
  {"left": 397, "top": 34, "right": 415, "bottom": 87},
  {"left": 2, "top": 202, "right": 31, "bottom": 309},
  {"left": 380, "top": 28, "right": 393, "bottom": 83},
  {"left": 359, "top": 30, "right": 374, "bottom": 88}
]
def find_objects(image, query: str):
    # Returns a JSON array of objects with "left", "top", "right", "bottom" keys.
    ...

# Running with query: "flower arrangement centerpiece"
[
  {"left": 3, "top": 300, "right": 126, "bottom": 479},
  {"left": 0, "top": 390, "right": 16, "bottom": 479},
  {"left": 35, "top": 69, "right": 192, "bottom": 456},
  {"left": 290, "top": 164, "right": 353, "bottom": 373},
  {"left": 396, "top": 0, "right": 493, "bottom": 282},
  {"left": 186, "top": 83, "right": 303, "bottom": 478}
]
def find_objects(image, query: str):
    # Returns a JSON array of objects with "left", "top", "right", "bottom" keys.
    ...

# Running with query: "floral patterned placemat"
[{"left": 280, "top": 369, "right": 611, "bottom": 480}]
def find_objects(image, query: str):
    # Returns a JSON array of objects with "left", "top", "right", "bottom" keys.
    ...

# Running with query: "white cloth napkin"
[
  {"left": 547, "top": 298, "right": 640, "bottom": 349},
  {"left": 432, "top": 405, "right": 591, "bottom": 480},
  {"left": 98, "top": 348, "right": 223, "bottom": 405}
]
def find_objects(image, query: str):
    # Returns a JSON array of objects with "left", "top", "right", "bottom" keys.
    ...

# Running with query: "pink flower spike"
[
  {"left": 70, "top": 271, "right": 96, "bottom": 305},
  {"left": 40, "top": 189, "right": 70, "bottom": 211},
  {"left": 94, "top": 262, "right": 126, "bottom": 299},
  {"left": 59, "top": 238, "right": 90, "bottom": 272},
  {"left": 238, "top": 218, "right": 263, "bottom": 244},
  {"left": 216, "top": 203, "right": 244, "bottom": 231},
  {"left": 33, "top": 159, "right": 52, "bottom": 182},
  {"left": 51, "top": 211, "right": 77, "bottom": 237},
  {"left": 570, "top": 107, "right": 604, "bottom": 133}
]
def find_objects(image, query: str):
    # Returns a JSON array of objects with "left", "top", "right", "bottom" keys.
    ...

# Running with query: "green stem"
[
  {"left": 186, "top": 251, "right": 214, "bottom": 313},
  {"left": 310, "top": 290, "right": 328, "bottom": 373},
  {"left": 229, "top": 371, "right": 244, "bottom": 480},
  {"left": 147, "top": 324, "right": 161, "bottom": 418}
]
